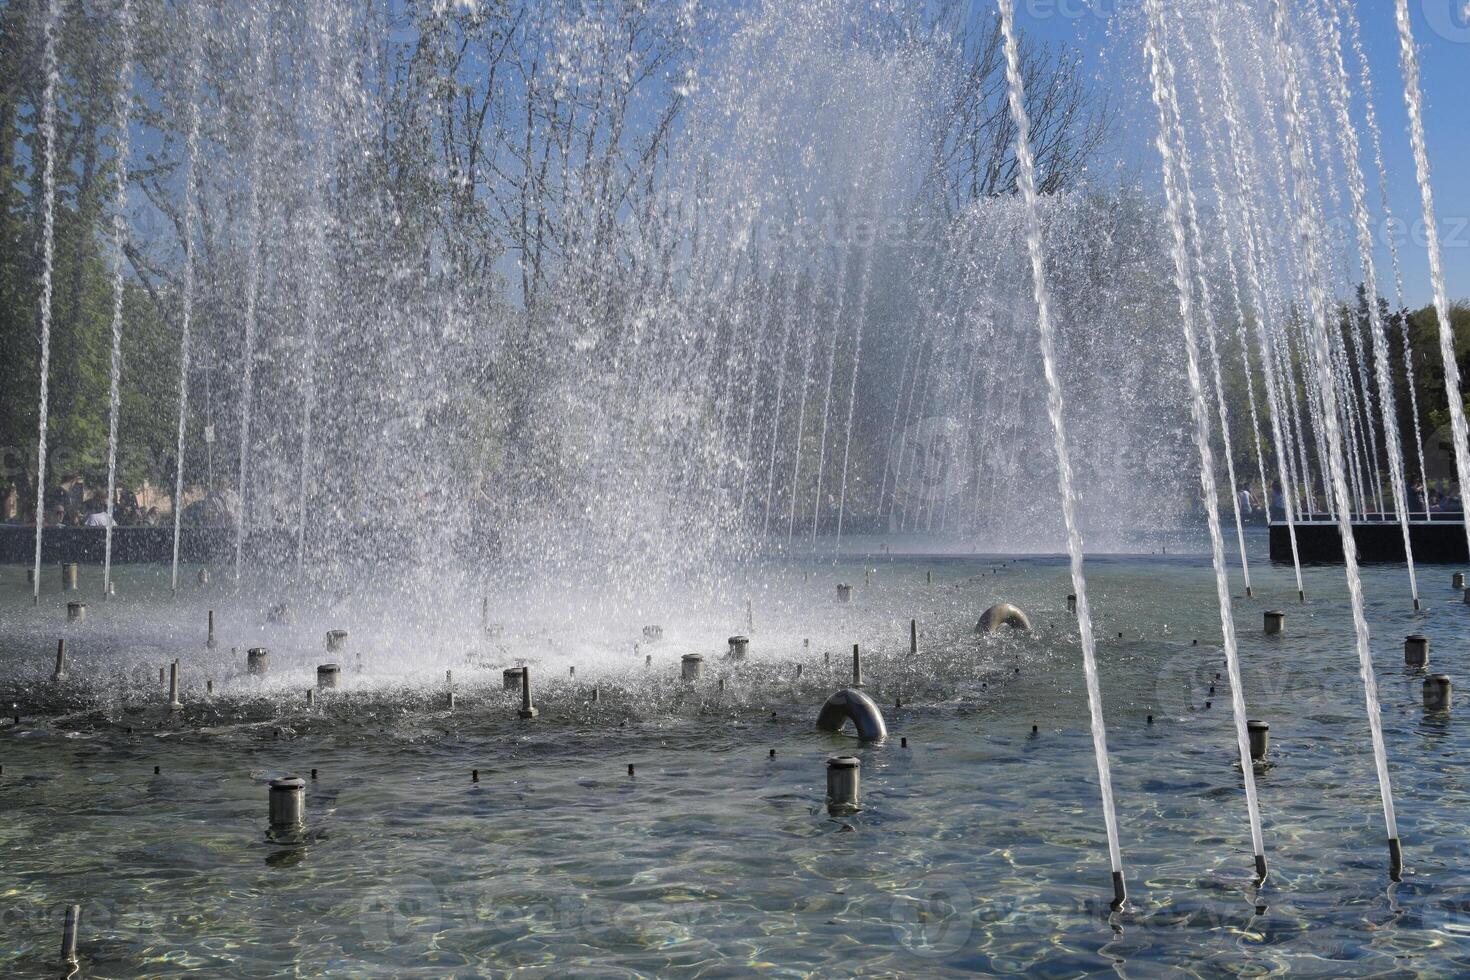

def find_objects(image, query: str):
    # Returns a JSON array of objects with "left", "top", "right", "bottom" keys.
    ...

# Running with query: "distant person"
[
  {"left": 1269, "top": 481, "right": 1285, "bottom": 521},
  {"left": 1236, "top": 486, "right": 1254, "bottom": 516},
  {"left": 85, "top": 507, "right": 112, "bottom": 528},
  {"left": 48, "top": 505, "right": 67, "bottom": 527}
]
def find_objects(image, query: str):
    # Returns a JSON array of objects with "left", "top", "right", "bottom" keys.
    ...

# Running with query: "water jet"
[{"left": 60, "top": 904, "right": 80, "bottom": 969}]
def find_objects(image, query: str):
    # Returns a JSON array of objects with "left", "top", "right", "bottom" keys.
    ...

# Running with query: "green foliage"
[
  {"left": 0, "top": 0, "right": 175, "bottom": 510},
  {"left": 1403, "top": 300, "right": 1470, "bottom": 441}
]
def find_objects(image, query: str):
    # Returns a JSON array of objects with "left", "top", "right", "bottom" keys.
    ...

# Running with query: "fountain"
[{"left": 1, "top": 0, "right": 1466, "bottom": 972}]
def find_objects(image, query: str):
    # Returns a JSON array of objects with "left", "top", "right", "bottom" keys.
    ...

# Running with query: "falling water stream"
[
  {"left": 101, "top": 0, "right": 133, "bottom": 600},
  {"left": 785, "top": 293, "right": 818, "bottom": 545},
  {"left": 808, "top": 240, "right": 850, "bottom": 547},
  {"left": 1320, "top": 0, "right": 1420, "bottom": 608},
  {"left": 294, "top": 1, "right": 337, "bottom": 581},
  {"left": 1156, "top": 10, "right": 1252, "bottom": 598},
  {"left": 29, "top": 0, "right": 60, "bottom": 605},
  {"left": 168, "top": 27, "right": 203, "bottom": 595},
  {"left": 1396, "top": 0, "right": 1470, "bottom": 550},
  {"left": 1274, "top": 0, "right": 1400, "bottom": 876},
  {"left": 760, "top": 283, "right": 796, "bottom": 537},
  {"left": 997, "top": 0, "right": 1125, "bottom": 907},
  {"left": 234, "top": 1, "right": 268, "bottom": 584},
  {"left": 834, "top": 202, "right": 882, "bottom": 549},
  {"left": 1171, "top": 6, "right": 1272, "bottom": 532},
  {"left": 1144, "top": 0, "right": 1266, "bottom": 879},
  {"left": 1347, "top": 0, "right": 1428, "bottom": 514}
]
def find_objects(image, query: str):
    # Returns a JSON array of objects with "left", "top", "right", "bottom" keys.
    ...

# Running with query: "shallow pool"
[{"left": 3, "top": 547, "right": 1470, "bottom": 976}]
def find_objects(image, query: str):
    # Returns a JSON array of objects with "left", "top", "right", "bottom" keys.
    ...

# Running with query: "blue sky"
[{"left": 1009, "top": 0, "right": 1469, "bottom": 309}]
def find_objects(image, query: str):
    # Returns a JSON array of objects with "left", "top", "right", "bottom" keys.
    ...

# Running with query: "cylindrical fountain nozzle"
[
  {"left": 168, "top": 660, "right": 183, "bottom": 711},
  {"left": 1454, "top": 572, "right": 1465, "bottom": 590},
  {"left": 206, "top": 609, "right": 217, "bottom": 649},
  {"left": 682, "top": 653, "right": 704, "bottom": 683},
  {"left": 1424, "top": 674, "right": 1452, "bottom": 712},
  {"left": 826, "top": 756, "right": 861, "bottom": 812},
  {"left": 62, "top": 562, "right": 79, "bottom": 591},
  {"left": 1404, "top": 634, "right": 1430, "bottom": 669},
  {"left": 1263, "top": 611, "right": 1285, "bottom": 635},
  {"left": 317, "top": 664, "right": 341, "bottom": 689},
  {"left": 728, "top": 635, "right": 749, "bottom": 660},
  {"left": 247, "top": 648, "right": 270, "bottom": 675},
  {"left": 851, "top": 644, "right": 863, "bottom": 687},
  {"left": 519, "top": 666, "right": 539, "bottom": 718},
  {"left": 503, "top": 667, "right": 524, "bottom": 691},
  {"left": 60, "top": 903, "right": 81, "bottom": 967},
  {"left": 269, "top": 776, "right": 306, "bottom": 829},
  {"left": 1247, "top": 719, "right": 1269, "bottom": 762},
  {"left": 836, "top": 583, "right": 852, "bottom": 603},
  {"left": 326, "top": 630, "right": 349, "bottom": 654},
  {"left": 1067, "top": 594, "right": 1077, "bottom": 614},
  {"left": 67, "top": 601, "right": 85, "bottom": 623}
]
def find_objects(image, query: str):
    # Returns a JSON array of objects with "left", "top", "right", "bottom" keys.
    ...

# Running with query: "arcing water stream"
[
  {"left": 1272, "top": 0, "right": 1399, "bottom": 875},
  {"left": 998, "top": 0, "right": 1125, "bottom": 906},
  {"left": 1143, "top": 0, "right": 1267, "bottom": 880}
]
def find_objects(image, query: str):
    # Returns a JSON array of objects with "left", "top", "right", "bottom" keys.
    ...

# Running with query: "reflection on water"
[{"left": 5, "top": 548, "right": 1470, "bottom": 976}]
